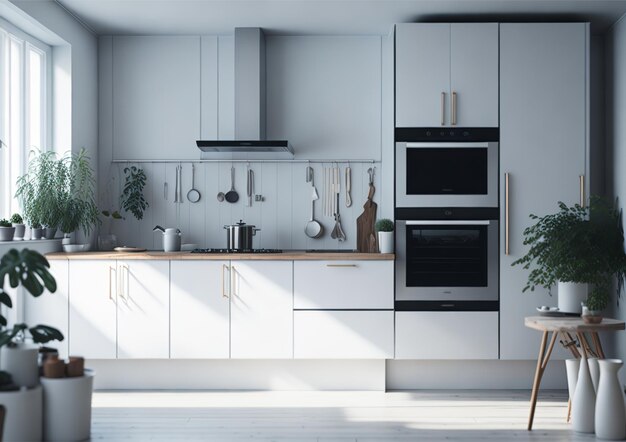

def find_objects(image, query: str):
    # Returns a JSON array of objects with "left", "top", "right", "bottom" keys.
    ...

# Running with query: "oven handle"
[
  {"left": 405, "top": 220, "right": 491, "bottom": 226},
  {"left": 404, "top": 142, "right": 492, "bottom": 148}
]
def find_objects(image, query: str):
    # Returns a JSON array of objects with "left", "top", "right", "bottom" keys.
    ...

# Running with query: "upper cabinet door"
[
  {"left": 117, "top": 260, "right": 170, "bottom": 359},
  {"left": 112, "top": 36, "right": 201, "bottom": 160},
  {"left": 499, "top": 23, "right": 588, "bottom": 360},
  {"left": 450, "top": 23, "right": 499, "bottom": 127},
  {"left": 396, "top": 23, "right": 451, "bottom": 127}
]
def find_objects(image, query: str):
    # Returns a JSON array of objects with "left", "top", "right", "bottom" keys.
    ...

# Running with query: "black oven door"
[{"left": 395, "top": 220, "right": 499, "bottom": 303}]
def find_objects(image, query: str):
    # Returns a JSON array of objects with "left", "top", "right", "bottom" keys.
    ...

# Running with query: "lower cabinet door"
[
  {"left": 294, "top": 311, "right": 394, "bottom": 359},
  {"left": 170, "top": 261, "right": 230, "bottom": 358},
  {"left": 69, "top": 260, "right": 117, "bottom": 359},
  {"left": 395, "top": 311, "right": 499, "bottom": 359},
  {"left": 117, "top": 260, "right": 170, "bottom": 359},
  {"left": 25, "top": 260, "right": 69, "bottom": 358},
  {"left": 230, "top": 261, "right": 293, "bottom": 359}
]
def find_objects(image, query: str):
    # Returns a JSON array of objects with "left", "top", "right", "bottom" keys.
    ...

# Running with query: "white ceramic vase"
[
  {"left": 566, "top": 359, "right": 580, "bottom": 401},
  {"left": 558, "top": 281, "right": 588, "bottom": 314},
  {"left": 595, "top": 359, "right": 626, "bottom": 440},
  {"left": 0, "top": 344, "right": 40, "bottom": 388},
  {"left": 572, "top": 355, "right": 596, "bottom": 433},
  {"left": 588, "top": 357, "right": 600, "bottom": 393},
  {"left": 378, "top": 231, "right": 394, "bottom": 254},
  {"left": 41, "top": 369, "right": 95, "bottom": 441},
  {"left": 0, "top": 385, "right": 43, "bottom": 441}
]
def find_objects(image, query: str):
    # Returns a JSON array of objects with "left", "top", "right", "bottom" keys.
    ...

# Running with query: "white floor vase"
[
  {"left": 595, "top": 359, "right": 626, "bottom": 440},
  {"left": 566, "top": 359, "right": 580, "bottom": 402},
  {"left": 0, "top": 385, "right": 43, "bottom": 441},
  {"left": 572, "top": 355, "right": 596, "bottom": 433},
  {"left": 589, "top": 357, "right": 600, "bottom": 392}
]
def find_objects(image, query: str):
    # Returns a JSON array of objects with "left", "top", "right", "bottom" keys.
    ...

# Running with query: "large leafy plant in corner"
[
  {"left": 0, "top": 249, "right": 64, "bottom": 347},
  {"left": 512, "top": 197, "right": 626, "bottom": 310}
]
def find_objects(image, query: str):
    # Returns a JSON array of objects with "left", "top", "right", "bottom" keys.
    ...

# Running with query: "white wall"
[{"left": 98, "top": 33, "right": 394, "bottom": 250}]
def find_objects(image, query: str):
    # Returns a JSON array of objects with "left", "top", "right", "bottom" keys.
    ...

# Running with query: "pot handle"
[{"left": 253, "top": 228, "right": 261, "bottom": 236}]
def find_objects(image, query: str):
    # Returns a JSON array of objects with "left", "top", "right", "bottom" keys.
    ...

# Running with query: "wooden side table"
[{"left": 524, "top": 316, "right": 625, "bottom": 431}]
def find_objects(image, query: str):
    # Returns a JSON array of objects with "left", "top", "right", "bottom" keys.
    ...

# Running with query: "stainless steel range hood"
[{"left": 197, "top": 28, "right": 293, "bottom": 158}]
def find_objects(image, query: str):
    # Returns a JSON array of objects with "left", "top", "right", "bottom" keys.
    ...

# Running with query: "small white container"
[
  {"left": 558, "top": 281, "right": 588, "bottom": 314},
  {"left": 163, "top": 229, "right": 181, "bottom": 252},
  {"left": 12, "top": 223, "right": 25, "bottom": 239},
  {"left": 1, "top": 343, "right": 40, "bottom": 388},
  {"left": 0, "top": 385, "right": 43, "bottom": 442},
  {"left": 378, "top": 231, "right": 394, "bottom": 254}
]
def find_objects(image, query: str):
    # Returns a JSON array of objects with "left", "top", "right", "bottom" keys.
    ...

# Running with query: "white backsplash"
[{"left": 100, "top": 161, "right": 384, "bottom": 251}]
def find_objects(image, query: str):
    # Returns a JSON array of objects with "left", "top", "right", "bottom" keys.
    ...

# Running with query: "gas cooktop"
[{"left": 191, "top": 248, "right": 283, "bottom": 254}]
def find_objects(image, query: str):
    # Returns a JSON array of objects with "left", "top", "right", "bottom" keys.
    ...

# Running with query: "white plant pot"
[
  {"left": 12, "top": 223, "right": 25, "bottom": 239},
  {"left": 0, "top": 344, "right": 40, "bottom": 388},
  {"left": 572, "top": 355, "right": 596, "bottom": 433},
  {"left": 41, "top": 369, "right": 95, "bottom": 442},
  {"left": 31, "top": 227, "right": 44, "bottom": 240},
  {"left": 0, "top": 385, "right": 43, "bottom": 442},
  {"left": 378, "top": 231, "right": 394, "bottom": 254},
  {"left": 566, "top": 358, "right": 580, "bottom": 401},
  {"left": 558, "top": 281, "right": 588, "bottom": 314},
  {"left": 595, "top": 359, "right": 626, "bottom": 440},
  {"left": 0, "top": 226, "right": 16, "bottom": 241}
]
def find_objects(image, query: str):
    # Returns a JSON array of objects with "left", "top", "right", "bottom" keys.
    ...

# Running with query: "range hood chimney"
[{"left": 197, "top": 28, "right": 293, "bottom": 158}]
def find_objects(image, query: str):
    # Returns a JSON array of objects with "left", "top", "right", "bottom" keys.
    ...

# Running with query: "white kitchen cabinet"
[
  {"left": 395, "top": 312, "right": 499, "bottom": 359},
  {"left": 24, "top": 260, "right": 69, "bottom": 358},
  {"left": 395, "top": 23, "right": 498, "bottom": 128},
  {"left": 230, "top": 261, "right": 293, "bottom": 359},
  {"left": 499, "top": 23, "right": 588, "bottom": 360},
  {"left": 294, "top": 311, "right": 394, "bottom": 359},
  {"left": 112, "top": 36, "right": 201, "bottom": 160},
  {"left": 170, "top": 260, "right": 230, "bottom": 358},
  {"left": 117, "top": 260, "right": 170, "bottom": 359},
  {"left": 68, "top": 260, "right": 117, "bottom": 359},
  {"left": 294, "top": 261, "right": 393, "bottom": 309}
]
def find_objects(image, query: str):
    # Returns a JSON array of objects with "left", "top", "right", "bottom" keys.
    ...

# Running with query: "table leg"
[
  {"left": 528, "top": 331, "right": 557, "bottom": 431},
  {"left": 560, "top": 332, "right": 581, "bottom": 358},
  {"left": 580, "top": 333, "right": 597, "bottom": 358},
  {"left": 567, "top": 399, "right": 572, "bottom": 423},
  {"left": 591, "top": 332, "right": 605, "bottom": 359},
  {"left": 577, "top": 332, "right": 589, "bottom": 358}
]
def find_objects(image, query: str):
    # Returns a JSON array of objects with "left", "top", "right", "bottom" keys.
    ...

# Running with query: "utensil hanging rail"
[{"left": 111, "top": 159, "right": 380, "bottom": 164}]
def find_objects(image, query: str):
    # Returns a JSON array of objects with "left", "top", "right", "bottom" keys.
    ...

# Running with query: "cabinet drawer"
[
  {"left": 395, "top": 312, "right": 498, "bottom": 359},
  {"left": 294, "top": 311, "right": 394, "bottom": 359},
  {"left": 294, "top": 261, "right": 393, "bottom": 309}
]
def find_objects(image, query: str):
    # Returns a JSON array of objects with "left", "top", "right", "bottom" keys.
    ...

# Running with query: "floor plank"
[{"left": 90, "top": 390, "right": 594, "bottom": 441}]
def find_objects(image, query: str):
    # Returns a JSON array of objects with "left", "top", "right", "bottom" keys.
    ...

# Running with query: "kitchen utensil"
[
  {"left": 113, "top": 246, "right": 147, "bottom": 253},
  {"left": 153, "top": 225, "right": 182, "bottom": 252},
  {"left": 224, "top": 220, "right": 260, "bottom": 250},
  {"left": 345, "top": 166, "right": 352, "bottom": 207},
  {"left": 164, "top": 182, "right": 168, "bottom": 200},
  {"left": 247, "top": 168, "right": 254, "bottom": 207},
  {"left": 356, "top": 182, "right": 378, "bottom": 252},
  {"left": 305, "top": 188, "right": 324, "bottom": 239},
  {"left": 225, "top": 166, "right": 239, "bottom": 203},
  {"left": 177, "top": 165, "right": 183, "bottom": 203},
  {"left": 217, "top": 191, "right": 225, "bottom": 202},
  {"left": 306, "top": 166, "right": 319, "bottom": 201},
  {"left": 174, "top": 167, "right": 179, "bottom": 203},
  {"left": 187, "top": 164, "right": 201, "bottom": 203}
]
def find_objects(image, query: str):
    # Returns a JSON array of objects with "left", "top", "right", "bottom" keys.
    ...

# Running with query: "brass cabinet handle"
[
  {"left": 440, "top": 92, "right": 446, "bottom": 126},
  {"left": 505, "top": 173, "right": 510, "bottom": 256},
  {"left": 326, "top": 264, "right": 358, "bottom": 268},
  {"left": 580, "top": 175, "right": 585, "bottom": 208},
  {"left": 222, "top": 264, "right": 229, "bottom": 298},
  {"left": 451, "top": 91, "right": 457, "bottom": 126}
]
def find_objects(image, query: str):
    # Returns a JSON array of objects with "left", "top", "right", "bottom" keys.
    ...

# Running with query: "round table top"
[{"left": 525, "top": 316, "right": 626, "bottom": 332}]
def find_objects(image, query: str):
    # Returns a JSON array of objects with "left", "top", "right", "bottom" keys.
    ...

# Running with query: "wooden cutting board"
[{"left": 356, "top": 184, "right": 378, "bottom": 253}]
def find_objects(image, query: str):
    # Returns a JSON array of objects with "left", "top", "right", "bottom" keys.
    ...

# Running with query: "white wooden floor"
[{"left": 91, "top": 390, "right": 596, "bottom": 441}]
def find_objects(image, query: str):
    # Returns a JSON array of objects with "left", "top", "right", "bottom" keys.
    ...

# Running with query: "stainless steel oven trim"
[
  {"left": 406, "top": 220, "right": 490, "bottom": 225},
  {"left": 395, "top": 219, "right": 499, "bottom": 302},
  {"left": 396, "top": 141, "right": 499, "bottom": 208}
]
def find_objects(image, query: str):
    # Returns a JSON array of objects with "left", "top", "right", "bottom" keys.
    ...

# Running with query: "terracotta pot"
[{"left": 66, "top": 356, "right": 85, "bottom": 377}]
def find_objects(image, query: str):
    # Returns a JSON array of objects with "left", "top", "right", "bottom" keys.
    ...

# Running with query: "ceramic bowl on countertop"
[{"left": 62, "top": 244, "right": 89, "bottom": 253}]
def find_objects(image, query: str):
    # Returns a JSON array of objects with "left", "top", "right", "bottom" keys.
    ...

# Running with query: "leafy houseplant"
[
  {"left": 121, "top": 166, "right": 149, "bottom": 220},
  {"left": 513, "top": 197, "right": 626, "bottom": 314},
  {"left": 375, "top": 218, "right": 395, "bottom": 254},
  {"left": 0, "top": 219, "right": 15, "bottom": 242}
]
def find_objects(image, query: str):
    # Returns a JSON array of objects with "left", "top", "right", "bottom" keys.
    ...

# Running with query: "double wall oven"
[{"left": 395, "top": 128, "right": 499, "bottom": 312}]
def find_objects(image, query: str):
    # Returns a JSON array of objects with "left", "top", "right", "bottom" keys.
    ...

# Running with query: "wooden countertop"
[{"left": 46, "top": 251, "right": 395, "bottom": 261}]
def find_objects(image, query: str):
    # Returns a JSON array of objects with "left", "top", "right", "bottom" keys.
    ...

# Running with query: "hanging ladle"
[
  {"left": 187, "top": 164, "right": 201, "bottom": 203},
  {"left": 225, "top": 166, "right": 239, "bottom": 203}
]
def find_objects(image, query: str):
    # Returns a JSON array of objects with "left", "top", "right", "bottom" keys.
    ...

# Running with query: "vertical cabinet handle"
[
  {"left": 222, "top": 264, "right": 229, "bottom": 298},
  {"left": 109, "top": 266, "right": 115, "bottom": 300},
  {"left": 231, "top": 265, "right": 236, "bottom": 298},
  {"left": 451, "top": 91, "right": 457, "bottom": 126},
  {"left": 505, "top": 173, "right": 510, "bottom": 256},
  {"left": 440, "top": 92, "right": 446, "bottom": 126},
  {"left": 579, "top": 175, "right": 585, "bottom": 208}
]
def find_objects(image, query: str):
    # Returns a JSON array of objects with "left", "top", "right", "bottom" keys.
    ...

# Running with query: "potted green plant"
[
  {"left": 10, "top": 213, "right": 25, "bottom": 240},
  {"left": 375, "top": 218, "right": 394, "bottom": 254},
  {"left": 121, "top": 166, "right": 149, "bottom": 220},
  {"left": 0, "top": 219, "right": 15, "bottom": 242},
  {"left": 513, "top": 197, "right": 626, "bottom": 315}
]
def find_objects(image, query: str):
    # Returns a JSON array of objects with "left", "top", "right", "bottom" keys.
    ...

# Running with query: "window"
[{"left": 0, "top": 19, "right": 51, "bottom": 220}]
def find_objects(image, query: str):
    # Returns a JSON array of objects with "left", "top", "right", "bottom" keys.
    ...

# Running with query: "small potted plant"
[
  {"left": 30, "top": 221, "right": 44, "bottom": 240},
  {"left": 0, "top": 219, "right": 15, "bottom": 241},
  {"left": 10, "top": 213, "right": 25, "bottom": 240},
  {"left": 375, "top": 218, "right": 395, "bottom": 254}
]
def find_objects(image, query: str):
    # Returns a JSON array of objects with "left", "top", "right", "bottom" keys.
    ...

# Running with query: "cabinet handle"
[
  {"left": 326, "top": 264, "right": 358, "bottom": 268},
  {"left": 440, "top": 92, "right": 446, "bottom": 126},
  {"left": 579, "top": 175, "right": 585, "bottom": 208},
  {"left": 505, "top": 173, "right": 510, "bottom": 256},
  {"left": 451, "top": 91, "right": 457, "bottom": 126},
  {"left": 222, "top": 264, "right": 229, "bottom": 298},
  {"left": 109, "top": 266, "right": 115, "bottom": 300},
  {"left": 231, "top": 265, "right": 236, "bottom": 298}
]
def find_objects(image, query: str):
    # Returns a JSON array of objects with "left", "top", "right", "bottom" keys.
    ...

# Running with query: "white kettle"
[{"left": 153, "top": 225, "right": 181, "bottom": 252}]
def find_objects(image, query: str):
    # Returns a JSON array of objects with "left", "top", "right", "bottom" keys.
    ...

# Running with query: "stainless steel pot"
[{"left": 224, "top": 220, "right": 260, "bottom": 250}]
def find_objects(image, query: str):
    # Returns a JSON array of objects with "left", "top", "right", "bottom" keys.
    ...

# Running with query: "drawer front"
[
  {"left": 294, "top": 261, "right": 394, "bottom": 309},
  {"left": 294, "top": 311, "right": 394, "bottom": 359},
  {"left": 395, "top": 311, "right": 498, "bottom": 359}
]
